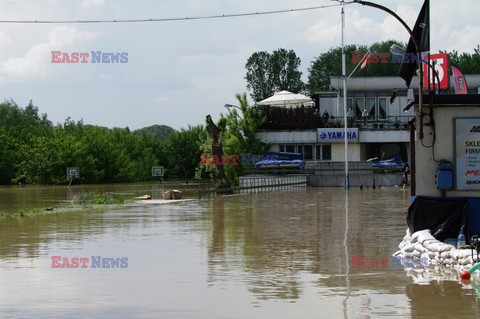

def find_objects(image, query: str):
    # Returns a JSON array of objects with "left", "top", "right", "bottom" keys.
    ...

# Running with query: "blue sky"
[{"left": 0, "top": 0, "right": 478, "bottom": 130}]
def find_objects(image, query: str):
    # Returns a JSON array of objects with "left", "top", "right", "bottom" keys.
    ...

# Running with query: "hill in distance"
[{"left": 134, "top": 124, "right": 175, "bottom": 140}]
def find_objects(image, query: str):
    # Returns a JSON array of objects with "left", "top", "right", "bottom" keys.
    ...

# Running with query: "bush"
[{"left": 74, "top": 192, "right": 125, "bottom": 205}]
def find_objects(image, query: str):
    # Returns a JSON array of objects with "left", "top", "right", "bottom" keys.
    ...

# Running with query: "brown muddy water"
[{"left": 1, "top": 184, "right": 479, "bottom": 318}]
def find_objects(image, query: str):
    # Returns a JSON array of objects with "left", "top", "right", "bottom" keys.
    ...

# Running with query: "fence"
[{"left": 198, "top": 174, "right": 307, "bottom": 199}]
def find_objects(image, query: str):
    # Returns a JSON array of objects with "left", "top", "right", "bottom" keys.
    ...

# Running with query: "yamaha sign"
[{"left": 317, "top": 128, "right": 359, "bottom": 143}]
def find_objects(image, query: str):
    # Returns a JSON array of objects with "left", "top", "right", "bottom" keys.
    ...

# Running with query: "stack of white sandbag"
[{"left": 394, "top": 228, "right": 477, "bottom": 271}]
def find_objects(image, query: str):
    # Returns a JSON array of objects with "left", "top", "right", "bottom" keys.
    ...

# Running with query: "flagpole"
[
  {"left": 354, "top": 0, "right": 425, "bottom": 140},
  {"left": 348, "top": 50, "right": 370, "bottom": 79},
  {"left": 341, "top": 3, "right": 349, "bottom": 189}
]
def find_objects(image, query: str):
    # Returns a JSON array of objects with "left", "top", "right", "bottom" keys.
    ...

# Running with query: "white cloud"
[
  {"left": 445, "top": 26, "right": 480, "bottom": 53},
  {"left": 305, "top": 5, "right": 420, "bottom": 49},
  {"left": 79, "top": 0, "right": 106, "bottom": 9},
  {"left": 0, "top": 26, "right": 101, "bottom": 82}
]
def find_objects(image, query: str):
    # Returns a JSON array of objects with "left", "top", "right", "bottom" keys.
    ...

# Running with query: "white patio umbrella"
[{"left": 257, "top": 90, "right": 314, "bottom": 106}]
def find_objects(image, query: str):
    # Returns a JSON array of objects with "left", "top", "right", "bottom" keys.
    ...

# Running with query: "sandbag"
[
  {"left": 411, "top": 250, "right": 422, "bottom": 258},
  {"left": 435, "top": 244, "right": 454, "bottom": 253},
  {"left": 443, "top": 258, "right": 453, "bottom": 265},
  {"left": 392, "top": 250, "right": 402, "bottom": 257},
  {"left": 417, "top": 231, "right": 436, "bottom": 245},
  {"left": 412, "top": 229, "right": 431, "bottom": 243},
  {"left": 457, "top": 250, "right": 472, "bottom": 259},
  {"left": 414, "top": 243, "right": 426, "bottom": 253},
  {"left": 402, "top": 244, "right": 416, "bottom": 253},
  {"left": 440, "top": 251, "right": 451, "bottom": 259}
]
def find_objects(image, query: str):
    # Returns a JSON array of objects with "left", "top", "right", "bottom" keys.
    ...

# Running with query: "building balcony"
[{"left": 260, "top": 113, "right": 411, "bottom": 131}]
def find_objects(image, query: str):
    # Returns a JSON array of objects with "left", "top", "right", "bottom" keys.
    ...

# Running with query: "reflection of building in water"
[{"left": 205, "top": 189, "right": 410, "bottom": 305}]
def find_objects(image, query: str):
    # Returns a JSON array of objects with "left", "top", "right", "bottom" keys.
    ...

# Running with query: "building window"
[
  {"left": 315, "top": 144, "right": 332, "bottom": 160},
  {"left": 285, "top": 144, "right": 295, "bottom": 153},
  {"left": 355, "top": 97, "right": 365, "bottom": 120},
  {"left": 378, "top": 97, "right": 388, "bottom": 120},
  {"left": 304, "top": 145, "right": 313, "bottom": 160},
  {"left": 322, "top": 145, "right": 332, "bottom": 160},
  {"left": 279, "top": 145, "right": 285, "bottom": 152},
  {"left": 297, "top": 144, "right": 304, "bottom": 157},
  {"left": 366, "top": 97, "right": 376, "bottom": 120},
  {"left": 315, "top": 145, "right": 321, "bottom": 160}
]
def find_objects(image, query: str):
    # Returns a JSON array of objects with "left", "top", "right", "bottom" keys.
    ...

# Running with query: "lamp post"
[
  {"left": 354, "top": 0, "right": 425, "bottom": 139},
  {"left": 224, "top": 103, "right": 243, "bottom": 119},
  {"left": 224, "top": 103, "right": 240, "bottom": 110}
]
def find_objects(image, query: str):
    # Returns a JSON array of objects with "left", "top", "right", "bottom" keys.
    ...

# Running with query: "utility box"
[{"left": 436, "top": 161, "right": 454, "bottom": 190}]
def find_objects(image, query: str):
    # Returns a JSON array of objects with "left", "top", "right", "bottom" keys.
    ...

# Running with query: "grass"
[
  {"left": 0, "top": 192, "right": 127, "bottom": 222},
  {"left": 74, "top": 192, "right": 125, "bottom": 205}
]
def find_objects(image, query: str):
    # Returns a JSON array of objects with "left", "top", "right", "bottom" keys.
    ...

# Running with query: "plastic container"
[{"left": 457, "top": 229, "right": 466, "bottom": 249}]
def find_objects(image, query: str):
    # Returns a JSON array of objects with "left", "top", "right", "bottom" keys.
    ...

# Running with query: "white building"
[{"left": 256, "top": 75, "right": 480, "bottom": 164}]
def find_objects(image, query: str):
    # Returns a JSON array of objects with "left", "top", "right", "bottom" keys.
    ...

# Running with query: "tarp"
[
  {"left": 407, "top": 197, "right": 469, "bottom": 242},
  {"left": 370, "top": 155, "right": 403, "bottom": 168},
  {"left": 254, "top": 159, "right": 305, "bottom": 170}
]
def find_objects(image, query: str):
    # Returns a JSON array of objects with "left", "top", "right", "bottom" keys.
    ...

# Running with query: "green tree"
[
  {"left": 307, "top": 40, "right": 404, "bottom": 95},
  {"left": 245, "top": 49, "right": 304, "bottom": 102},
  {"left": 196, "top": 93, "right": 269, "bottom": 185},
  {"left": 165, "top": 125, "right": 205, "bottom": 179},
  {"left": 221, "top": 93, "right": 269, "bottom": 183},
  {"left": 446, "top": 45, "right": 480, "bottom": 74}
]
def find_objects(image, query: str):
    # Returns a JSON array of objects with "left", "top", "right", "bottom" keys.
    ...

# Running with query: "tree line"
[
  {"left": 245, "top": 41, "right": 480, "bottom": 101},
  {"left": 0, "top": 100, "right": 205, "bottom": 184},
  {"left": 0, "top": 94, "right": 267, "bottom": 186}
]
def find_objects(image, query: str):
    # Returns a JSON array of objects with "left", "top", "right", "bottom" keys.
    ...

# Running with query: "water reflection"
[
  {"left": 0, "top": 181, "right": 200, "bottom": 213},
  {"left": 1, "top": 186, "right": 479, "bottom": 318}
]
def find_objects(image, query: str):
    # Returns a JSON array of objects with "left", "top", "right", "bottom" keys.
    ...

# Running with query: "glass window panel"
[
  {"left": 279, "top": 145, "right": 285, "bottom": 152},
  {"left": 355, "top": 98, "right": 365, "bottom": 120},
  {"left": 322, "top": 145, "right": 332, "bottom": 160},
  {"left": 304, "top": 145, "right": 313, "bottom": 160},
  {"left": 315, "top": 145, "right": 321, "bottom": 160},
  {"left": 297, "top": 145, "right": 304, "bottom": 157},
  {"left": 366, "top": 97, "right": 376, "bottom": 119},
  {"left": 378, "top": 97, "right": 387, "bottom": 120},
  {"left": 285, "top": 145, "right": 295, "bottom": 153}
]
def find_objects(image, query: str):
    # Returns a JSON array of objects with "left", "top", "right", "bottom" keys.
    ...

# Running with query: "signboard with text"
[
  {"left": 454, "top": 118, "right": 480, "bottom": 190},
  {"left": 423, "top": 53, "right": 449, "bottom": 90},
  {"left": 317, "top": 128, "right": 359, "bottom": 143}
]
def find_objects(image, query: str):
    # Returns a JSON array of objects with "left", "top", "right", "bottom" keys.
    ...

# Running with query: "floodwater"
[{"left": 1, "top": 184, "right": 480, "bottom": 318}]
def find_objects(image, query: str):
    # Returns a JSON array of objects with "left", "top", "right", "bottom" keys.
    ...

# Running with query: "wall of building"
[
  {"left": 415, "top": 105, "right": 480, "bottom": 197},
  {"left": 307, "top": 173, "right": 403, "bottom": 187},
  {"left": 256, "top": 131, "right": 317, "bottom": 144},
  {"left": 332, "top": 143, "right": 361, "bottom": 161}
]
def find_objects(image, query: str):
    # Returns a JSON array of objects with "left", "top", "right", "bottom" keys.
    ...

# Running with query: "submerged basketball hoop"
[{"left": 67, "top": 167, "right": 80, "bottom": 187}]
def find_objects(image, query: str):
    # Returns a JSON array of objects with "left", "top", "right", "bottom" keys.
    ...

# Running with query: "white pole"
[{"left": 341, "top": 4, "right": 349, "bottom": 189}]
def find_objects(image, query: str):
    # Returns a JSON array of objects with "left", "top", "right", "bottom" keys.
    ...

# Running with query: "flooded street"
[{"left": 1, "top": 186, "right": 480, "bottom": 318}]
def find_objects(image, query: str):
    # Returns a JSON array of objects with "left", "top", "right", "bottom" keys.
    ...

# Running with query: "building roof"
[{"left": 329, "top": 75, "right": 480, "bottom": 92}]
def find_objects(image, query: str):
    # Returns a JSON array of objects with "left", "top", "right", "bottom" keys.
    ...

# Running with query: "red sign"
[{"left": 423, "top": 53, "right": 449, "bottom": 90}]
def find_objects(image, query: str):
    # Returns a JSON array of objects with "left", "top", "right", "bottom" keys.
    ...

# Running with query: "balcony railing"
[{"left": 258, "top": 106, "right": 411, "bottom": 131}]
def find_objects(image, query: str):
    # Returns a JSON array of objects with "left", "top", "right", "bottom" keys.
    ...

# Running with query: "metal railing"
[{"left": 198, "top": 174, "right": 307, "bottom": 199}]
